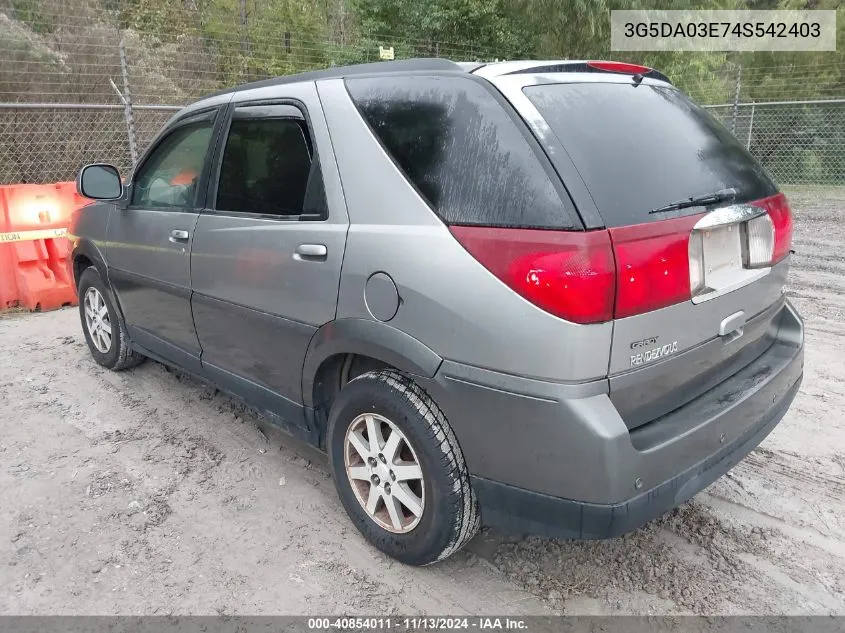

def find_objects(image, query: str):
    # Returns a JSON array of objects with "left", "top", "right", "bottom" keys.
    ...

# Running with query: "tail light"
[
  {"left": 448, "top": 226, "right": 615, "bottom": 324},
  {"left": 745, "top": 213, "right": 775, "bottom": 268},
  {"left": 761, "top": 193, "right": 793, "bottom": 264},
  {"left": 608, "top": 216, "right": 702, "bottom": 319},
  {"left": 745, "top": 193, "right": 793, "bottom": 268},
  {"left": 448, "top": 192, "right": 792, "bottom": 324},
  {"left": 449, "top": 223, "right": 696, "bottom": 324}
]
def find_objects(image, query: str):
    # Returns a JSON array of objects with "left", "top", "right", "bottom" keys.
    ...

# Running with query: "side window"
[
  {"left": 132, "top": 120, "right": 214, "bottom": 209},
  {"left": 215, "top": 110, "right": 327, "bottom": 219},
  {"left": 345, "top": 76, "right": 576, "bottom": 230}
]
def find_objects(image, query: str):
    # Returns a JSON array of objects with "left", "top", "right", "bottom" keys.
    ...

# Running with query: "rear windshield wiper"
[{"left": 649, "top": 188, "right": 737, "bottom": 214}]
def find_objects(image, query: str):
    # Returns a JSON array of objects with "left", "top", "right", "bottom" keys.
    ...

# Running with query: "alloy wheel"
[
  {"left": 83, "top": 287, "right": 112, "bottom": 354},
  {"left": 343, "top": 412, "right": 425, "bottom": 533}
]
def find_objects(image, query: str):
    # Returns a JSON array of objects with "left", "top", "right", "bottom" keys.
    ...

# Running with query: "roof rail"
[{"left": 205, "top": 58, "right": 465, "bottom": 99}]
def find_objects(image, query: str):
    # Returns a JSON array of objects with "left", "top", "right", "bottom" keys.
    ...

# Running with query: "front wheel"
[
  {"left": 327, "top": 369, "right": 479, "bottom": 565},
  {"left": 78, "top": 266, "right": 144, "bottom": 371}
]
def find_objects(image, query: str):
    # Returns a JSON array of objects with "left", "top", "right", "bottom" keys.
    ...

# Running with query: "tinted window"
[
  {"left": 346, "top": 76, "right": 576, "bottom": 229},
  {"left": 216, "top": 116, "right": 325, "bottom": 218},
  {"left": 524, "top": 83, "right": 777, "bottom": 227},
  {"left": 132, "top": 121, "right": 214, "bottom": 208}
]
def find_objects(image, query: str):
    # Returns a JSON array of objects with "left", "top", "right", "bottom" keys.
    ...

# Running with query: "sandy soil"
[{"left": 1, "top": 190, "right": 843, "bottom": 616}]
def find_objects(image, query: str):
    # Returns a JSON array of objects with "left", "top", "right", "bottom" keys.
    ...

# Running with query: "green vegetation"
[
  {"left": 4, "top": 0, "right": 843, "bottom": 103},
  {"left": 9, "top": 0, "right": 52, "bottom": 33},
  {"left": 92, "top": 0, "right": 845, "bottom": 104},
  {"left": 1, "top": 0, "right": 842, "bottom": 185}
]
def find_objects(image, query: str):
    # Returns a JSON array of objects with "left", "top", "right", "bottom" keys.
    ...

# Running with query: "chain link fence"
[
  {"left": 706, "top": 99, "right": 845, "bottom": 186},
  {"left": 0, "top": 1, "right": 842, "bottom": 188},
  {"left": 3, "top": 99, "right": 842, "bottom": 187},
  {"left": 0, "top": 103, "right": 176, "bottom": 183}
]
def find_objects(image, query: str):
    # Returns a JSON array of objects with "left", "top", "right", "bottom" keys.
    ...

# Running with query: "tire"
[
  {"left": 78, "top": 266, "right": 144, "bottom": 371},
  {"left": 327, "top": 369, "right": 479, "bottom": 565}
]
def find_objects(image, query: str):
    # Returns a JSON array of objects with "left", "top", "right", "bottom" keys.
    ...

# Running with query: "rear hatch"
[{"left": 519, "top": 76, "right": 794, "bottom": 429}]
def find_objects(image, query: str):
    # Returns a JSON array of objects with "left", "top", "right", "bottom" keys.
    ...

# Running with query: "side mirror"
[{"left": 77, "top": 163, "right": 123, "bottom": 200}]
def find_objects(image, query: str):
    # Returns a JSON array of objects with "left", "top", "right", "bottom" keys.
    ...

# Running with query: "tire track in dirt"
[
  {"left": 738, "top": 448, "right": 845, "bottom": 502},
  {"left": 0, "top": 312, "right": 550, "bottom": 615}
]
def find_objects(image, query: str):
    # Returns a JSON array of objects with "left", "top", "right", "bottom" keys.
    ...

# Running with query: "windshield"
[{"left": 523, "top": 82, "right": 778, "bottom": 227}]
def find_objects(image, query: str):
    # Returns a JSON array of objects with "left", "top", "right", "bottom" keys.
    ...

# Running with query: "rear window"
[
  {"left": 523, "top": 83, "right": 778, "bottom": 227},
  {"left": 345, "top": 76, "right": 578, "bottom": 229}
]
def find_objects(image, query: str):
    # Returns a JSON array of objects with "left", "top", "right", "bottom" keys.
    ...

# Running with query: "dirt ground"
[{"left": 1, "top": 191, "right": 844, "bottom": 616}]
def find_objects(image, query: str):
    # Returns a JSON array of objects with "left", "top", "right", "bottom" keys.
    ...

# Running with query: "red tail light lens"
[
  {"left": 609, "top": 215, "right": 702, "bottom": 319},
  {"left": 448, "top": 226, "right": 616, "bottom": 324},
  {"left": 449, "top": 194, "right": 790, "bottom": 324},
  {"left": 752, "top": 192, "right": 793, "bottom": 265}
]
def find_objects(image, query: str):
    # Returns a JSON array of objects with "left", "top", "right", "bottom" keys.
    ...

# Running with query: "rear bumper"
[
  {"left": 471, "top": 374, "right": 800, "bottom": 539},
  {"left": 422, "top": 298, "right": 803, "bottom": 538}
]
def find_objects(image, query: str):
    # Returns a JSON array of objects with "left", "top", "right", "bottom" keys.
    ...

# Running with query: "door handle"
[
  {"left": 294, "top": 243, "right": 327, "bottom": 259},
  {"left": 169, "top": 229, "right": 190, "bottom": 243}
]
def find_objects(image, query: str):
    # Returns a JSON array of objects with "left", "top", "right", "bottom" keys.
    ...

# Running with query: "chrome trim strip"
[
  {"left": 691, "top": 268, "right": 770, "bottom": 305},
  {"left": 693, "top": 204, "right": 766, "bottom": 230}
]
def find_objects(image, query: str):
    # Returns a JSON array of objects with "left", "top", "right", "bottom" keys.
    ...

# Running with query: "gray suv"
[{"left": 68, "top": 58, "right": 804, "bottom": 566}]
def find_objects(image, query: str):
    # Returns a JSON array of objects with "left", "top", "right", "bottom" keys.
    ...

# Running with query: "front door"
[
  {"left": 106, "top": 109, "right": 221, "bottom": 372},
  {"left": 190, "top": 88, "right": 348, "bottom": 429}
]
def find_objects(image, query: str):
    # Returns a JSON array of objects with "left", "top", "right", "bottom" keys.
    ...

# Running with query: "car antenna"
[{"left": 632, "top": 73, "right": 644, "bottom": 86}]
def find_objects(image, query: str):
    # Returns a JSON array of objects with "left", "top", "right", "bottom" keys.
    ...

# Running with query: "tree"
[{"left": 353, "top": 0, "right": 533, "bottom": 60}]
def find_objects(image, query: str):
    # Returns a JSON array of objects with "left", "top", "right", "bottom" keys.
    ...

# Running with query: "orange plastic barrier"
[
  {"left": 170, "top": 169, "right": 198, "bottom": 186},
  {"left": 0, "top": 181, "right": 84, "bottom": 311}
]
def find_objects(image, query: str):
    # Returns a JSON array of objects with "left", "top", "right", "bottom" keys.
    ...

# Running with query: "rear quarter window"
[{"left": 345, "top": 75, "right": 578, "bottom": 230}]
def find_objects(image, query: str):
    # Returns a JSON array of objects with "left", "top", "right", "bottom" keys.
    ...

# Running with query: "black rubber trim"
[
  {"left": 71, "top": 239, "right": 108, "bottom": 287},
  {"left": 473, "top": 374, "right": 802, "bottom": 540},
  {"left": 506, "top": 62, "right": 672, "bottom": 85},
  {"left": 301, "top": 318, "right": 443, "bottom": 409},
  {"left": 128, "top": 326, "right": 203, "bottom": 375}
]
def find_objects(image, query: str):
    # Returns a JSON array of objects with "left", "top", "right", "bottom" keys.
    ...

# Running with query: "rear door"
[
  {"left": 496, "top": 74, "right": 792, "bottom": 428},
  {"left": 106, "top": 109, "right": 221, "bottom": 372},
  {"left": 190, "top": 85, "right": 348, "bottom": 428}
]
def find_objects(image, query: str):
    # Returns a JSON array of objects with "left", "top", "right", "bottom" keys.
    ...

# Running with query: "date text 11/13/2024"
[{"left": 307, "top": 617, "right": 529, "bottom": 630}]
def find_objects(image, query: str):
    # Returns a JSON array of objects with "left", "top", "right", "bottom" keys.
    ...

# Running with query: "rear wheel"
[
  {"left": 327, "top": 369, "right": 479, "bottom": 565},
  {"left": 78, "top": 266, "right": 144, "bottom": 371}
]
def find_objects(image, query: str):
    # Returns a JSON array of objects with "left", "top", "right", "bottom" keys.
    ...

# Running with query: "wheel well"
[
  {"left": 311, "top": 353, "right": 392, "bottom": 449},
  {"left": 73, "top": 254, "right": 94, "bottom": 289}
]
